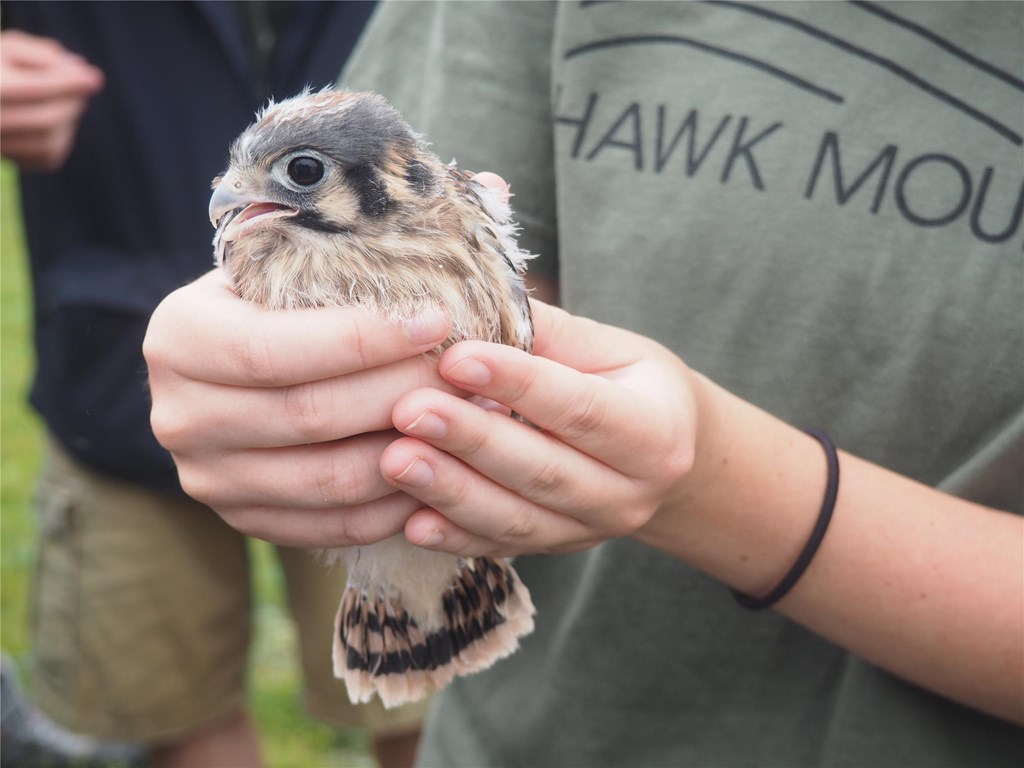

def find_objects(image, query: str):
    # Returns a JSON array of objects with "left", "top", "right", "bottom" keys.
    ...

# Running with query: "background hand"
[{"left": 0, "top": 30, "right": 103, "bottom": 171}]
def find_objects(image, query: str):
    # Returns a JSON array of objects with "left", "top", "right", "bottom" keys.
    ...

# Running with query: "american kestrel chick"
[{"left": 208, "top": 89, "right": 536, "bottom": 708}]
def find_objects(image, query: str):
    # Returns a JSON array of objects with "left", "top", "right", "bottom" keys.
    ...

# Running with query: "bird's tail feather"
[{"left": 332, "top": 556, "right": 534, "bottom": 708}]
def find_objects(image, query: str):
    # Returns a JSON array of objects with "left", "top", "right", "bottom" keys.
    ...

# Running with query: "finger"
[
  {"left": 391, "top": 388, "right": 643, "bottom": 532},
  {"left": 1, "top": 60, "right": 103, "bottom": 102},
  {"left": 145, "top": 270, "right": 452, "bottom": 387},
  {"left": 403, "top": 508, "right": 511, "bottom": 558},
  {"left": 435, "top": 340, "right": 673, "bottom": 478},
  {"left": 216, "top": 492, "right": 421, "bottom": 549},
  {"left": 0, "top": 96, "right": 86, "bottom": 132},
  {"left": 0, "top": 131, "right": 75, "bottom": 171},
  {"left": 470, "top": 171, "right": 509, "bottom": 202},
  {"left": 528, "top": 300, "right": 643, "bottom": 372},
  {"left": 403, "top": 508, "right": 601, "bottom": 558},
  {"left": 380, "top": 436, "right": 593, "bottom": 554},
  {"left": 0, "top": 30, "right": 77, "bottom": 71},
  {"left": 151, "top": 354, "right": 456, "bottom": 451},
  {"left": 178, "top": 433, "right": 399, "bottom": 510},
  {"left": 1, "top": 30, "right": 80, "bottom": 67}
]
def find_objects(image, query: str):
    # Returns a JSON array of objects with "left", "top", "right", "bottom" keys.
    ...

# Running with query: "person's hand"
[
  {"left": 0, "top": 30, "right": 104, "bottom": 171},
  {"left": 144, "top": 269, "right": 457, "bottom": 547},
  {"left": 380, "top": 301, "right": 700, "bottom": 556}
]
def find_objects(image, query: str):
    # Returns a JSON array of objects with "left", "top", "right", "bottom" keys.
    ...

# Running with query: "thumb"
[
  {"left": 470, "top": 171, "right": 510, "bottom": 204},
  {"left": 528, "top": 300, "right": 644, "bottom": 373}
]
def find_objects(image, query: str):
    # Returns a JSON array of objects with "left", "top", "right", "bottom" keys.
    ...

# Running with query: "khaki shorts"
[{"left": 31, "top": 437, "right": 428, "bottom": 744}]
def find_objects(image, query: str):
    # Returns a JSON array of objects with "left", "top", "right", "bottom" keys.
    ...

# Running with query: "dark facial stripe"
[
  {"left": 345, "top": 163, "right": 393, "bottom": 218},
  {"left": 293, "top": 210, "right": 351, "bottom": 234},
  {"left": 405, "top": 159, "right": 435, "bottom": 196}
]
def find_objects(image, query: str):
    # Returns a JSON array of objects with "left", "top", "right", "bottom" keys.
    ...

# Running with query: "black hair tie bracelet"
[{"left": 732, "top": 429, "right": 840, "bottom": 611}]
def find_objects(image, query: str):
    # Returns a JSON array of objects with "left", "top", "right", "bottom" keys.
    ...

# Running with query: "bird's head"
[{"left": 209, "top": 89, "right": 437, "bottom": 272}]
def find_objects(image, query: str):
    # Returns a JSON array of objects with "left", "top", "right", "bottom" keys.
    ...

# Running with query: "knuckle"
[
  {"left": 177, "top": 466, "right": 217, "bottom": 505},
  {"left": 283, "top": 381, "right": 332, "bottom": 442},
  {"left": 648, "top": 421, "right": 695, "bottom": 485},
  {"left": 500, "top": 360, "right": 536, "bottom": 409},
  {"left": 662, "top": 442, "right": 695, "bottom": 485},
  {"left": 148, "top": 403, "right": 188, "bottom": 451},
  {"left": 429, "top": 466, "right": 471, "bottom": 513},
  {"left": 453, "top": 415, "right": 491, "bottom": 457},
  {"left": 143, "top": 291, "right": 187, "bottom": 369},
  {"left": 324, "top": 510, "right": 373, "bottom": 547},
  {"left": 497, "top": 501, "right": 537, "bottom": 542},
  {"left": 618, "top": 502, "right": 656, "bottom": 534},
  {"left": 327, "top": 492, "right": 414, "bottom": 546},
  {"left": 435, "top": 479, "right": 466, "bottom": 512},
  {"left": 553, "top": 385, "right": 605, "bottom": 441},
  {"left": 415, "top": 353, "right": 444, "bottom": 389},
  {"left": 518, "top": 449, "right": 569, "bottom": 500},
  {"left": 141, "top": 326, "right": 168, "bottom": 372},
  {"left": 233, "top": 331, "right": 278, "bottom": 386},
  {"left": 311, "top": 451, "right": 361, "bottom": 508},
  {"left": 349, "top": 317, "right": 371, "bottom": 371}
]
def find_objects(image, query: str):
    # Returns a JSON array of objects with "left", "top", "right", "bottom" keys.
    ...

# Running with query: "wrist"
[
  {"left": 633, "top": 371, "right": 830, "bottom": 600},
  {"left": 631, "top": 368, "right": 728, "bottom": 558}
]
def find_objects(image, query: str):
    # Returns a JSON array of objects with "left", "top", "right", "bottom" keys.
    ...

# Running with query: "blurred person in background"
[{"left": 0, "top": 3, "right": 429, "bottom": 767}]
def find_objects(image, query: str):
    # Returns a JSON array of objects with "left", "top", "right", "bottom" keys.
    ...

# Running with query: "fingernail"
[
  {"left": 404, "top": 310, "right": 448, "bottom": 346},
  {"left": 404, "top": 410, "right": 448, "bottom": 439},
  {"left": 420, "top": 528, "right": 445, "bottom": 547},
  {"left": 446, "top": 357, "right": 491, "bottom": 387},
  {"left": 394, "top": 458, "right": 434, "bottom": 488}
]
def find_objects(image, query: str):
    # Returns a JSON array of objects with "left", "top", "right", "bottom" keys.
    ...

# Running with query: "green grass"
[
  {"left": 0, "top": 162, "right": 42, "bottom": 663},
  {"left": 0, "top": 162, "right": 371, "bottom": 767}
]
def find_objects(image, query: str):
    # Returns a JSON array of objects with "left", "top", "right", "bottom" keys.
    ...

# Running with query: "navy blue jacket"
[{"left": 2, "top": 1, "right": 377, "bottom": 492}]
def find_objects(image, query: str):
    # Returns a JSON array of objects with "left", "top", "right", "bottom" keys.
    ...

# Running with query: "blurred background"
[{"left": 0, "top": 158, "right": 372, "bottom": 768}]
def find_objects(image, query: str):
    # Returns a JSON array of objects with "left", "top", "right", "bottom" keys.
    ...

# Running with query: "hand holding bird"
[
  {"left": 146, "top": 267, "right": 452, "bottom": 546},
  {"left": 381, "top": 304, "right": 699, "bottom": 559}
]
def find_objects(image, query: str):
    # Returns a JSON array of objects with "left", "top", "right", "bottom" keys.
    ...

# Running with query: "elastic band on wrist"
[{"left": 732, "top": 428, "right": 840, "bottom": 611}]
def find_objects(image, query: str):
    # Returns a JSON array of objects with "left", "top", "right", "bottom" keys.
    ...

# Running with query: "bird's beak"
[
  {"left": 209, "top": 182, "right": 248, "bottom": 229},
  {"left": 209, "top": 177, "right": 299, "bottom": 241}
]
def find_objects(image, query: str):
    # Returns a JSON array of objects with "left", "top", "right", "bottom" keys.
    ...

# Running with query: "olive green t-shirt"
[{"left": 343, "top": 2, "right": 1023, "bottom": 765}]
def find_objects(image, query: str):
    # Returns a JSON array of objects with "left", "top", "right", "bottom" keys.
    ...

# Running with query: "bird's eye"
[{"left": 287, "top": 156, "right": 324, "bottom": 186}]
